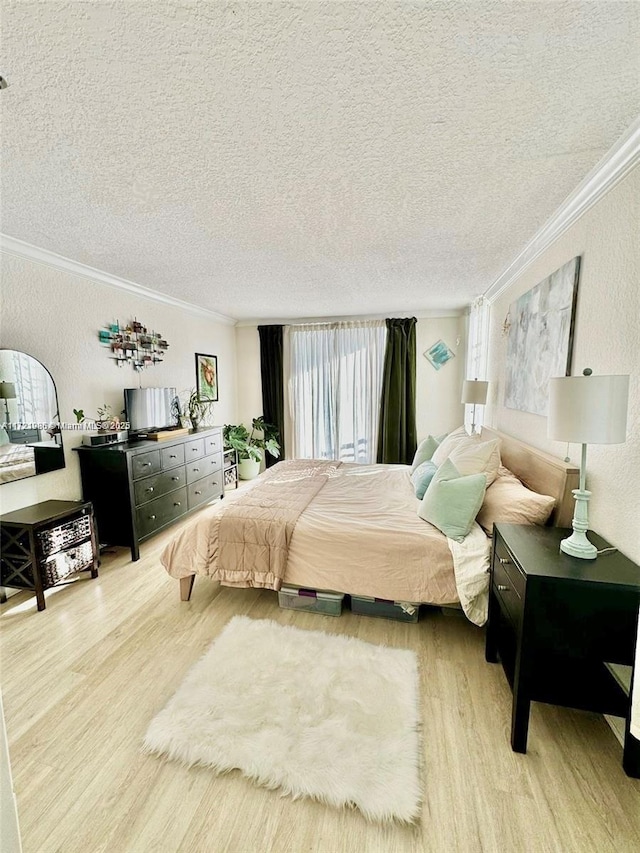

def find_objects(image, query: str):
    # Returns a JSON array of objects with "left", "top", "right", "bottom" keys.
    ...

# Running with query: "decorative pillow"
[
  {"left": 410, "top": 460, "right": 438, "bottom": 499},
  {"left": 431, "top": 426, "right": 482, "bottom": 466},
  {"left": 0, "top": 426, "right": 9, "bottom": 446},
  {"left": 418, "top": 458, "right": 487, "bottom": 542},
  {"left": 410, "top": 436, "right": 441, "bottom": 473},
  {"left": 476, "top": 468, "right": 556, "bottom": 535},
  {"left": 447, "top": 439, "right": 501, "bottom": 486}
]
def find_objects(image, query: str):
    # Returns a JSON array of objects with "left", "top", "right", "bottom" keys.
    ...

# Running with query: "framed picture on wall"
[{"left": 195, "top": 353, "right": 218, "bottom": 402}]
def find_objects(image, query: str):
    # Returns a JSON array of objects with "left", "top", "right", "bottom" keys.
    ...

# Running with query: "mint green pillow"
[
  {"left": 411, "top": 435, "right": 441, "bottom": 472},
  {"left": 410, "top": 460, "right": 438, "bottom": 499},
  {"left": 418, "top": 458, "right": 487, "bottom": 542}
]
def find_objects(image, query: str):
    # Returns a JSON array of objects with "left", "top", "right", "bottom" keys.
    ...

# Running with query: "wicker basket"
[
  {"left": 37, "top": 515, "right": 92, "bottom": 556},
  {"left": 42, "top": 540, "right": 95, "bottom": 585}
]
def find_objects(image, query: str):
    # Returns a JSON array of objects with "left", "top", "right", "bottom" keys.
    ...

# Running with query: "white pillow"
[
  {"left": 431, "top": 426, "right": 481, "bottom": 466},
  {"left": 447, "top": 439, "right": 501, "bottom": 486}
]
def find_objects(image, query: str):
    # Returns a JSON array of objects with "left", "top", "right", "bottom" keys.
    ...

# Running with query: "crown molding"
[
  {"left": 0, "top": 234, "right": 237, "bottom": 326},
  {"left": 235, "top": 309, "right": 466, "bottom": 327},
  {"left": 482, "top": 116, "right": 640, "bottom": 304}
]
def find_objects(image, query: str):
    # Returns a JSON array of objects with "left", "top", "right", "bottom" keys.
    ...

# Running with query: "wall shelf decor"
[{"left": 98, "top": 319, "right": 169, "bottom": 371}]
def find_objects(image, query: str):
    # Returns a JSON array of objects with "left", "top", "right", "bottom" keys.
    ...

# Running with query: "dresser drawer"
[
  {"left": 134, "top": 468, "right": 187, "bottom": 506},
  {"left": 203, "top": 451, "right": 222, "bottom": 475},
  {"left": 205, "top": 433, "right": 222, "bottom": 455},
  {"left": 185, "top": 438, "right": 206, "bottom": 461},
  {"left": 136, "top": 487, "right": 188, "bottom": 539},
  {"left": 187, "top": 473, "right": 223, "bottom": 509},
  {"left": 131, "top": 450, "right": 161, "bottom": 480},
  {"left": 161, "top": 443, "right": 185, "bottom": 469}
]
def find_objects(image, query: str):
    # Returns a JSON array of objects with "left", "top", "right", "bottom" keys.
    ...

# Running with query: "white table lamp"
[
  {"left": 462, "top": 379, "right": 488, "bottom": 434},
  {"left": 548, "top": 369, "right": 629, "bottom": 559}
]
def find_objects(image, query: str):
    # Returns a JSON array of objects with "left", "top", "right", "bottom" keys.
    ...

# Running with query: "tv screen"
[{"left": 124, "top": 387, "right": 178, "bottom": 434}]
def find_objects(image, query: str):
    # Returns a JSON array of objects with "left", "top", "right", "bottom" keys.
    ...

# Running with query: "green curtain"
[
  {"left": 258, "top": 325, "right": 284, "bottom": 467},
  {"left": 377, "top": 317, "right": 417, "bottom": 464}
]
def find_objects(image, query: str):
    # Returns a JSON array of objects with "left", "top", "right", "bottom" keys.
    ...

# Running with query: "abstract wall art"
[
  {"left": 504, "top": 257, "right": 580, "bottom": 416},
  {"left": 424, "top": 339, "right": 455, "bottom": 371}
]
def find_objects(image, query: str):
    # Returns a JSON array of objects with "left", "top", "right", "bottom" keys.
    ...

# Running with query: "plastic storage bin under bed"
[
  {"left": 350, "top": 595, "right": 420, "bottom": 622},
  {"left": 278, "top": 585, "right": 344, "bottom": 617}
]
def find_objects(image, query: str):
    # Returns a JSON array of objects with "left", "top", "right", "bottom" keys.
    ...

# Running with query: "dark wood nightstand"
[
  {"left": 0, "top": 500, "right": 99, "bottom": 611},
  {"left": 486, "top": 523, "right": 640, "bottom": 778}
]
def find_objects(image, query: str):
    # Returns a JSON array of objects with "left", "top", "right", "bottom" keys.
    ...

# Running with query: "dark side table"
[
  {"left": 486, "top": 522, "right": 640, "bottom": 778},
  {"left": 0, "top": 500, "right": 99, "bottom": 611}
]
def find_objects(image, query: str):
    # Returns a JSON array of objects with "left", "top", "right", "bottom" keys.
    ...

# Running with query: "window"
[{"left": 286, "top": 321, "right": 387, "bottom": 463}]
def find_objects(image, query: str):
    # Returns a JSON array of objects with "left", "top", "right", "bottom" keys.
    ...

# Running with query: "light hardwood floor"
[{"left": 2, "top": 504, "right": 639, "bottom": 853}]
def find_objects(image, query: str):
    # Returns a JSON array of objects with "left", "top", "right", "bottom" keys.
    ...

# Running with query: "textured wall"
[
  {"left": 487, "top": 167, "right": 640, "bottom": 563},
  {"left": 0, "top": 255, "right": 237, "bottom": 514}
]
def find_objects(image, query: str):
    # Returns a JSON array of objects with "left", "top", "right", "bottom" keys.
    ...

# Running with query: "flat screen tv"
[{"left": 124, "top": 387, "right": 178, "bottom": 435}]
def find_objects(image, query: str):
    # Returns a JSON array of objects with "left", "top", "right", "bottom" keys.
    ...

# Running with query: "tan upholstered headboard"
[{"left": 480, "top": 427, "right": 579, "bottom": 528}]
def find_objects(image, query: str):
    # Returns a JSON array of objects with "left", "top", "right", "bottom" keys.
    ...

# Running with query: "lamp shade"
[
  {"left": 548, "top": 374, "right": 629, "bottom": 444},
  {"left": 0, "top": 382, "right": 16, "bottom": 400},
  {"left": 461, "top": 380, "right": 488, "bottom": 406}
]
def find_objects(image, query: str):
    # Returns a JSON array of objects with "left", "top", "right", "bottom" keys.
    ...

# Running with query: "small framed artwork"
[
  {"left": 424, "top": 340, "right": 455, "bottom": 371},
  {"left": 195, "top": 353, "right": 218, "bottom": 401}
]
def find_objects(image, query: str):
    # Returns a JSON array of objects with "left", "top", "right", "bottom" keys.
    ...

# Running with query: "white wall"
[
  {"left": 235, "top": 326, "right": 263, "bottom": 430},
  {"left": 0, "top": 254, "right": 237, "bottom": 514},
  {"left": 486, "top": 166, "right": 639, "bottom": 563},
  {"left": 415, "top": 316, "right": 467, "bottom": 440}
]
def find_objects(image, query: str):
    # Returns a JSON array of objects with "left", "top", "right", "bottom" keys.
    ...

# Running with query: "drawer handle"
[
  {"left": 174, "top": 501, "right": 181, "bottom": 507},
  {"left": 498, "top": 557, "right": 511, "bottom": 565},
  {"left": 195, "top": 490, "right": 202, "bottom": 495},
  {"left": 142, "top": 462, "right": 152, "bottom": 467},
  {"left": 497, "top": 584, "right": 509, "bottom": 592},
  {"left": 146, "top": 487, "right": 154, "bottom": 493},
  {"left": 171, "top": 476, "right": 180, "bottom": 481},
  {"left": 192, "top": 467, "right": 200, "bottom": 473},
  {"left": 192, "top": 448, "right": 199, "bottom": 452},
  {"left": 169, "top": 454, "right": 177, "bottom": 458},
  {"left": 148, "top": 514, "right": 156, "bottom": 520}
]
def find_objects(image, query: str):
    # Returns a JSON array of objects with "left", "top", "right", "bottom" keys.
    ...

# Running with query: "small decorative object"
[
  {"left": 461, "top": 379, "right": 489, "bottom": 434},
  {"left": 195, "top": 353, "right": 218, "bottom": 402},
  {"left": 223, "top": 417, "right": 280, "bottom": 480},
  {"left": 505, "top": 257, "right": 580, "bottom": 415},
  {"left": 424, "top": 340, "right": 455, "bottom": 371},
  {"left": 547, "top": 368, "right": 629, "bottom": 559},
  {"left": 98, "top": 318, "right": 169, "bottom": 371},
  {"left": 174, "top": 389, "right": 214, "bottom": 430}
]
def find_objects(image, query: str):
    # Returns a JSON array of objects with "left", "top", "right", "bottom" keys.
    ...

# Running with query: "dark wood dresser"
[
  {"left": 74, "top": 427, "right": 224, "bottom": 561},
  {"left": 486, "top": 522, "right": 640, "bottom": 778}
]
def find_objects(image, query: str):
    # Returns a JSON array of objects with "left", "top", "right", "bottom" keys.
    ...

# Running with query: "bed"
[
  {"left": 160, "top": 428, "right": 579, "bottom": 625},
  {"left": 0, "top": 442, "right": 36, "bottom": 484}
]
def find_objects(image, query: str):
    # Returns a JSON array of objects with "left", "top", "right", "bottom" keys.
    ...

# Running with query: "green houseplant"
[{"left": 223, "top": 417, "right": 280, "bottom": 480}]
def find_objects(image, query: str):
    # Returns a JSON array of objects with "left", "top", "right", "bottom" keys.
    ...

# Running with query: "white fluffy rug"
[{"left": 143, "top": 616, "right": 422, "bottom": 823}]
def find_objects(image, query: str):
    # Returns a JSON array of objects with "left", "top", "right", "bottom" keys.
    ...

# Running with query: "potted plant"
[
  {"left": 223, "top": 417, "right": 280, "bottom": 480},
  {"left": 175, "top": 389, "right": 214, "bottom": 430}
]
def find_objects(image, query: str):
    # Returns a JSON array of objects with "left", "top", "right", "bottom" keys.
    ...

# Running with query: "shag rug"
[{"left": 143, "top": 616, "right": 422, "bottom": 823}]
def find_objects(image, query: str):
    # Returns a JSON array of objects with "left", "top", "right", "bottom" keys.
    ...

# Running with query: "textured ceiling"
[{"left": 1, "top": 1, "right": 639, "bottom": 321}]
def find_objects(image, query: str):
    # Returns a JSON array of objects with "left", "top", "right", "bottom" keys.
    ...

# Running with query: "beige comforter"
[
  {"left": 162, "top": 459, "right": 341, "bottom": 590},
  {"left": 161, "top": 460, "right": 459, "bottom": 604}
]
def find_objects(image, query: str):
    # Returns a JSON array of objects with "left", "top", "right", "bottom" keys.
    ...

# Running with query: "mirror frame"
[{"left": 0, "top": 348, "right": 66, "bottom": 484}]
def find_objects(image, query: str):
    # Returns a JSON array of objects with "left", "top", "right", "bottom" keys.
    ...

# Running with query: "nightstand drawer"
[
  {"left": 493, "top": 557, "right": 524, "bottom": 629},
  {"left": 493, "top": 536, "right": 525, "bottom": 599}
]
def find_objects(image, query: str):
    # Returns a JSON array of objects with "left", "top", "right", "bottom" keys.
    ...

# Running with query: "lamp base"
[{"left": 560, "top": 488, "right": 597, "bottom": 560}]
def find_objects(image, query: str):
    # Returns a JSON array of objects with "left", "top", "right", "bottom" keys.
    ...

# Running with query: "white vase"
[{"left": 238, "top": 459, "right": 261, "bottom": 480}]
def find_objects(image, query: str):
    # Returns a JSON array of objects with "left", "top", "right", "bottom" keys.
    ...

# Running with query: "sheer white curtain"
[
  {"left": 285, "top": 320, "right": 387, "bottom": 463},
  {"left": 464, "top": 296, "right": 490, "bottom": 432}
]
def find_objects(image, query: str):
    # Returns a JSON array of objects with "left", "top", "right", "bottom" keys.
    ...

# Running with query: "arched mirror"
[{"left": 0, "top": 349, "right": 65, "bottom": 484}]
